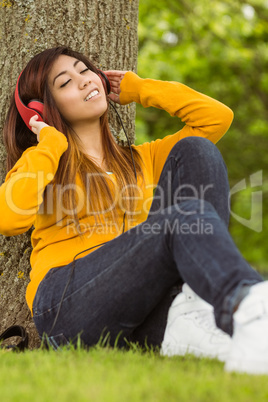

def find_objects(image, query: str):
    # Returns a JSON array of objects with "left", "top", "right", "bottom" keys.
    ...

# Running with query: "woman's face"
[{"left": 48, "top": 55, "right": 108, "bottom": 129}]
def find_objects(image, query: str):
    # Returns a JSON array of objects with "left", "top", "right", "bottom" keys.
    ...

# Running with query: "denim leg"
[
  {"left": 148, "top": 136, "right": 230, "bottom": 226},
  {"left": 133, "top": 136, "right": 231, "bottom": 342}
]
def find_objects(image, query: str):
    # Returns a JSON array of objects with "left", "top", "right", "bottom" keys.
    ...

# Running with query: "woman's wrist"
[
  {"left": 38, "top": 126, "right": 68, "bottom": 151},
  {"left": 119, "top": 72, "right": 144, "bottom": 105}
]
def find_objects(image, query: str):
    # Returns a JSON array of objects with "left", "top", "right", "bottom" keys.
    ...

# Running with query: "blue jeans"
[{"left": 33, "top": 137, "right": 263, "bottom": 348}]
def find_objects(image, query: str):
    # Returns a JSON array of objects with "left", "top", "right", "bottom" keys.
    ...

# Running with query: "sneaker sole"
[
  {"left": 225, "top": 359, "right": 268, "bottom": 375},
  {"left": 161, "top": 343, "right": 228, "bottom": 362}
]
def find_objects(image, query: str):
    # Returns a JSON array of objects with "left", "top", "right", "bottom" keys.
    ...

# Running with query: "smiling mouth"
[{"left": 84, "top": 90, "right": 99, "bottom": 101}]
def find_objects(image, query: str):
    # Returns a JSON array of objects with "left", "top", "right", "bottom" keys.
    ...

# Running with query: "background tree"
[
  {"left": 137, "top": 0, "right": 268, "bottom": 274},
  {"left": 0, "top": 0, "right": 139, "bottom": 348}
]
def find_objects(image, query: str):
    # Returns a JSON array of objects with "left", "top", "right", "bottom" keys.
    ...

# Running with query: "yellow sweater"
[{"left": 0, "top": 72, "right": 233, "bottom": 313}]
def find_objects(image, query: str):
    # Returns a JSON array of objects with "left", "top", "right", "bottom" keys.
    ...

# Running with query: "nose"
[{"left": 79, "top": 76, "right": 91, "bottom": 90}]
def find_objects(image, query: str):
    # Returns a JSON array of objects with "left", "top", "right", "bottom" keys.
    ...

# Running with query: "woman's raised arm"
[{"left": 0, "top": 126, "right": 68, "bottom": 236}]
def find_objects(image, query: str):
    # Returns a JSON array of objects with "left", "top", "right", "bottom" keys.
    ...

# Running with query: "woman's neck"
[{"left": 73, "top": 120, "right": 106, "bottom": 169}]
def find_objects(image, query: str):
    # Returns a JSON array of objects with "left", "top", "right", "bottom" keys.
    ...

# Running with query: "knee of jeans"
[
  {"left": 172, "top": 199, "right": 218, "bottom": 219},
  {"left": 170, "top": 137, "right": 225, "bottom": 166}
]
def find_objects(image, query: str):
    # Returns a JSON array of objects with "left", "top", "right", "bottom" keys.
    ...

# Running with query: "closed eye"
[
  {"left": 60, "top": 79, "right": 71, "bottom": 88},
  {"left": 59, "top": 68, "right": 90, "bottom": 88}
]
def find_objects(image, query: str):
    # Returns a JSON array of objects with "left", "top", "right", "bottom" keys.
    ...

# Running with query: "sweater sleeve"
[
  {"left": 120, "top": 72, "right": 234, "bottom": 184},
  {"left": 0, "top": 127, "right": 68, "bottom": 236}
]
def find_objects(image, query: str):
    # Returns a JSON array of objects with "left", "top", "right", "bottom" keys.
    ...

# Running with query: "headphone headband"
[{"left": 98, "top": 70, "right": 111, "bottom": 95}]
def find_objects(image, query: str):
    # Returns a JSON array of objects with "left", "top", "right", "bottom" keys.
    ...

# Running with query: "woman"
[{"left": 0, "top": 46, "right": 267, "bottom": 375}]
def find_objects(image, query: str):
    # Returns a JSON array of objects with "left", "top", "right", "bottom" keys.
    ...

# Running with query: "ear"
[{"left": 98, "top": 70, "right": 111, "bottom": 95}]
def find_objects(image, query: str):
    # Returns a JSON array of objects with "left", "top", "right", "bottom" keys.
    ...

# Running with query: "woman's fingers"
[
  {"left": 29, "top": 115, "right": 49, "bottom": 141},
  {"left": 104, "top": 71, "right": 128, "bottom": 104},
  {"left": 104, "top": 71, "right": 127, "bottom": 90},
  {"left": 29, "top": 115, "right": 38, "bottom": 128},
  {"left": 104, "top": 70, "right": 127, "bottom": 78},
  {"left": 108, "top": 92, "right": 121, "bottom": 104}
]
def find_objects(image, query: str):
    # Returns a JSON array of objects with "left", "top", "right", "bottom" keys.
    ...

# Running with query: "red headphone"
[{"left": 14, "top": 69, "right": 111, "bottom": 130}]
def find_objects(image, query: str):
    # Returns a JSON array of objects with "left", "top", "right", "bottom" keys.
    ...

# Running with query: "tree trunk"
[{"left": 0, "top": 0, "right": 139, "bottom": 348}]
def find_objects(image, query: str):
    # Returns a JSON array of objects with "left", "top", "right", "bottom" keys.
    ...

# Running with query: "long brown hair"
[{"left": 3, "top": 46, "right": 144, "bottom": 231}]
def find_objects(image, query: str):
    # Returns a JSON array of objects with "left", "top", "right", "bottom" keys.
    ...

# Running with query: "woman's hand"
[
  {"left": 103, "top": 70, "right": 128, "bottom": 104},
  {"left": 29, "top": 115, "right": 49, "bottom": 142}
]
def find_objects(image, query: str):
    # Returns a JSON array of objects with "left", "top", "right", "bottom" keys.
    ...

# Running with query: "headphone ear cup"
[
  {"left": 27, "top": 100, "right": 44, "bottom": 116},
  {"left": 15, "top": 71, "right": 45, "bottom": 130},
  {"left": 98, "top": 70, "right": 111, "bottom": 95}
]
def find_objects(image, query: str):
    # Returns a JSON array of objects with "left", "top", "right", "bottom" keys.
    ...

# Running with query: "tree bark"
[{"left": 0, "top": 0, "right": 139, "bottom": 348}]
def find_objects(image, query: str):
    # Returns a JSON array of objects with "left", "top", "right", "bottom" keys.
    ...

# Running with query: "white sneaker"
[
  {"left": 161, "top": 283, "right": 231, "bottom": 362},
  {"left": 225, "top": 281, "right": 268, "bottom": 375}
]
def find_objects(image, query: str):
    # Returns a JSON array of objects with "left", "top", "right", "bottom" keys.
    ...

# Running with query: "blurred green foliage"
[{"left": 136, "top": 0, "right": 268, "bottom": 273}]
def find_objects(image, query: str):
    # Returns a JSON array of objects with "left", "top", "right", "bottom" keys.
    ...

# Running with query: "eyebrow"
[{"left": 53, "top": 59, "right": 81, "bottom": 86}]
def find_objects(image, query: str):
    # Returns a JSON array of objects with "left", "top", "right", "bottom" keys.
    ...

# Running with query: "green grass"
[{"left": 1, "top": 347, "right": 268, "bottom": 401}]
